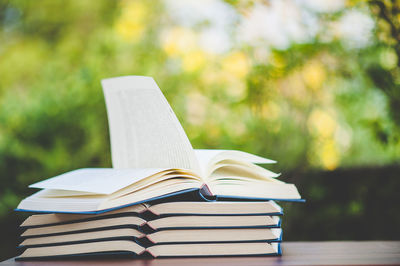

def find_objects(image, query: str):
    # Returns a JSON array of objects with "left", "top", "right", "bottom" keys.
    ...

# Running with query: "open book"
[
  {"left": 16, "top": 76, "right": 302, "bottom": 214},
  {"left": 16, "top": 150, "right": 301, "bottom": 213}
]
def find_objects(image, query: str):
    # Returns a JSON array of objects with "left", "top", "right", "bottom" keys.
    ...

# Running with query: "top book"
[{"left": 16, "top": 76, "right": 302, "bottom": 214}]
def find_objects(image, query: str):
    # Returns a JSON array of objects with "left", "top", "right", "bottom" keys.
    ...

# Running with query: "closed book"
[{"left": 17, "top": 240, "right": 281, "bottom": 260}]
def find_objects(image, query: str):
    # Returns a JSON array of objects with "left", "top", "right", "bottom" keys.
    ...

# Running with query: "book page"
[
  {"left": 194, "top": 149, "right": 276, "bottom": 177},
  {"left": 102, "top": 76, "right": 200, "bottom": 172},
  {"left": 147, "top": 242, "right": 279, "bottom": 257},
  {"left": 19, "top": 240, "right": 145, "bottom": 259},
  {"left": 17, "top": 190, "right": 107, "bottom": 213},
  {"left": 29, "top": 168, "right": 167, "bottom": 194}
]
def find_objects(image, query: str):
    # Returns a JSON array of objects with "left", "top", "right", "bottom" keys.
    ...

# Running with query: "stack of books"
[
  {"left": 17, "top": 201, "right": 284, "bottom": 259},
  {"left": 15, "top": 76, "right": 302, "bottom": 260}
]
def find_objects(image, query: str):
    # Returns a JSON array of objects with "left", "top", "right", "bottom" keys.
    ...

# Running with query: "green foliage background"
[{"left": 0, "top": 0, "right": 399, "bottom": 260}]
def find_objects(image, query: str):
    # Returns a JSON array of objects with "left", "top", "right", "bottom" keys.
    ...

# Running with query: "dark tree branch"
[{"left": 369, "top": 0, "right": 400, "bottom": 67}]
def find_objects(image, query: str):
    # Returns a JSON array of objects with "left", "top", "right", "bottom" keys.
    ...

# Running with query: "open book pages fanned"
[
  {"left": 16, "top": 201, "right": 282, "bottom": 260},
  {"left": 17, "top": 163, "right": 300, "bottom": 213},
  {"left": 16, "top": 76, "right": 302, "bottom": 214},
  {"left": 102, "top": 76, "right": 200, "bottom": 172}
]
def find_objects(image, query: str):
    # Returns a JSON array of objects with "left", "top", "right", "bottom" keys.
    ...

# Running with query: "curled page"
[
  {"left": 194, "top": 149, "right": 276, "bottom": 174},
  {"left": 102, "top": 76, "right": 200, "bottom": 172}
]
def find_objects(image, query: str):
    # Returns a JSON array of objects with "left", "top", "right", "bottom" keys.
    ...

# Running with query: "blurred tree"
[{"left": 367, "top": 0, "right": 400, "bottom": 140}]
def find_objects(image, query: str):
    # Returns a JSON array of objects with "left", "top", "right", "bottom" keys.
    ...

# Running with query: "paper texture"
[
  {"left": 194, "top": 149, "right": 276, "bottom": 178},
  {"left": 102, "top": 76, "right": 200, "bottom": 172},
  {"left": 29, "top": 168, "right": 165, "bottom": 194}
]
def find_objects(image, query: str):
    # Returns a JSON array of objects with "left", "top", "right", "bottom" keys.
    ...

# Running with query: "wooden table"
[{"left": 1, "top": 241, "right": 400, "bottom": 265}]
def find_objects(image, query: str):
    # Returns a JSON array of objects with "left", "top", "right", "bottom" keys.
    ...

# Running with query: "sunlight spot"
[
  {"left": 380, "top": 48, "right": 398, "bottom": 70},
  {"left": 308, "top": 109, "right": 336, "bottom": 138},
  {"left": 161, "top": 27, "right": 197, "bottom": 56},
  {"left": 261, "top": 102, "right": 281, "bottom": 121},
  {"left": 302, "top": 61, "right": 326, "bottom": 91},
  {"left": 182, "top": 50, "right": 207, "bottom": 72},
  {"left": 221, "top": 52, "right": 249, "bottom": 78},
  {"left": 321, "top": 139, "right": 339, "bottom": 170},
  {"left": 115, "top": 1, "right": 147, "bottom": 41}
]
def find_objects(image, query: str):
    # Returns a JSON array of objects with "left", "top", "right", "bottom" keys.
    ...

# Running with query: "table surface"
[{"left": 1, "top": 241, "right": 400, "bottom": 266}]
